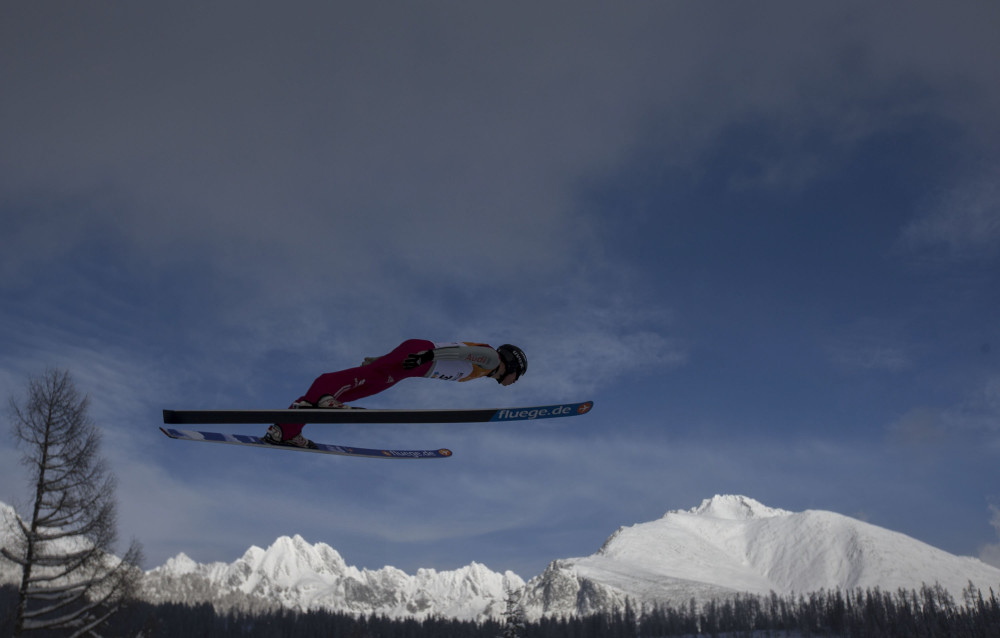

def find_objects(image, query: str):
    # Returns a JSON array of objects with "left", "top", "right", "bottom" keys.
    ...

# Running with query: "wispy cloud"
[
  {"left": 827, "top": 341, "right": 913, "bottom": 373},
  {"left": 899, "top": 170, "right": 1000, "bottom": 262},
  {"left": 887, "top": 376, "right": 1000, "bottom": 451},
  {"left": 980, "top": 505, "right": 1000, "bottom": 568},
  {"left": 824, "top": 318, "right": 915, "bottom": 373}
]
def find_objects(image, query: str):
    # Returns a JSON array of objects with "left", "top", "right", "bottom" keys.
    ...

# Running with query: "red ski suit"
[{"left": 277, "top": 339, "right": 500, "bottom": 438}]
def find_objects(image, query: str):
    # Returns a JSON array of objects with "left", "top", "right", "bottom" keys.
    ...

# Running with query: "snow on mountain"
[
  {"left": 6, "top": 495, "right": 1000, "bottom": 621},
  {"left": 0, "top": 502, "right": 22, "bottom": 585},
  {"left": 142, "top": 533, "right": 524, "bottom": 621},
  {"left": 0, "top": 500, "right": 136, "bottom": 590},
  {"left": 519, "top": 495, "right": 1000, "bottom": 619}
]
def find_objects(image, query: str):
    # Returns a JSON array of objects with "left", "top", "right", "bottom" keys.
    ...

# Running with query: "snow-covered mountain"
[
  {"left": 141, "top": 534, "right": 524, "bottom": 621},
  {"left": 6, "top": 496, "right": 1000, "bottom": 621},
  {"left": 519, "top": 495, "right": 1000, "bottom": 619}
]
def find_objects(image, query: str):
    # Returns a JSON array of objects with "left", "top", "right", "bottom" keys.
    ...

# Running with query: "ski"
[
  {"left": 159, "top": 428, "right": 452, "bottom": 459},
  {"left": 162, "top": 401, "right": 594, "bottom": 425}
]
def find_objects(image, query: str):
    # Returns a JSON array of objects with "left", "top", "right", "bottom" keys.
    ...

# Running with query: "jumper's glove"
[{"left": 402, "top": 350, "right": 434, "bottom": 369}]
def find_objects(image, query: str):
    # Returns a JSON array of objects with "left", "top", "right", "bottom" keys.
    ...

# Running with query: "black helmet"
[{"left": 496, "top": 344, "right": 527, "bottom": 380}]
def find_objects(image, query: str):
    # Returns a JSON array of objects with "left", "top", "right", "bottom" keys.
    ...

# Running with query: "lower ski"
[{"left": 159, "top": 428, "right": 452, "bottom": 459}]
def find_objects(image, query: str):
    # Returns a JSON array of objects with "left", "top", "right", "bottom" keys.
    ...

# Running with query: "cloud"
[
  {"left": 888, "top": 407, "right": 950, "bottom": 446},
  {"left": 899, "top": 170, "right": 1000, "bottom": 262},
  {"left": 980, "top": 505, "right": 1000, "bottom": 569},
  {"left": 502, "top": 278, "right": 687, "bottom": 399},
  {"left": 823, "top": 316, "right": 916, "bottom": 373},
  {"left": 1, "top": 4, "right": 637, "bottom": 295},
  {"left": 827, "top": 338, "right": 912, "bottom": 373},
  {"left": 5, "top": 2, "right": 999, "bottom": 297},
  {"left": 887, "top": 376, "right": 1000, "bottom": 450}
]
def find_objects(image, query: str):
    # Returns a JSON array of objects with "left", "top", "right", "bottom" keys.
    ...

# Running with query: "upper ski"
[{"left": 162, "top": 401, "right": 594, "bottom": 425}]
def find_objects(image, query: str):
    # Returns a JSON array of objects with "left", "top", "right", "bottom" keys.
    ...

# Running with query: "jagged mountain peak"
[
  {"left": 253, "top": 534, "right": 349, "bottom": 574},
  {"left": 683, "top": 494, "right": 791, "bottom": 520},
  {"left": 156, "top": 552, "right": 199, "bottom": 575}
]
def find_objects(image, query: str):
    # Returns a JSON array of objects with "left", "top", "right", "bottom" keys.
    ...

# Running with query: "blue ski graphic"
[{"left": 160, "top": 428, "right": 452, "bottom": 459}]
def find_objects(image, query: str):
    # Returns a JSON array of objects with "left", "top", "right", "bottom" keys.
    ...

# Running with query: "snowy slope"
[
  {"left": 519, "top": 495, "right": 1000, "bottom": 618},
  {"left": 0, "top": 502, "right": 21, "bottom": 585}
]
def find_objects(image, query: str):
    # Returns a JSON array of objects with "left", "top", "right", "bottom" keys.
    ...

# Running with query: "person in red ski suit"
[{"left": 263, "top": 339, "right": 527, "bottom": 447}]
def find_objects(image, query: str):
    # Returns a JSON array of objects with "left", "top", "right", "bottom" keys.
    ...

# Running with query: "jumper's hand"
[{"left": 403, "top": 351, "right": 434, "bottom": 369}]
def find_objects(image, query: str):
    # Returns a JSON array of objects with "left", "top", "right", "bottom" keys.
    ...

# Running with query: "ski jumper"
[{"left": 277, "top": 339, "right": 500, "bottom": 438}]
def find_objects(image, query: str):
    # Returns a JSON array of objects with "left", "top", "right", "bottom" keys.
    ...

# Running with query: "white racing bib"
[{"left": 426, "top": 342, "right": 499, "bottom": 382}]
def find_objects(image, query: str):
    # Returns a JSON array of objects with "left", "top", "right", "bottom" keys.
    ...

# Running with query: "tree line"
[
  {"left": 635, "top": 583, "right": 1000, "bottom": 637},
  {"left": 3, "top": 580, "right": 1000, "bottom": 637}
]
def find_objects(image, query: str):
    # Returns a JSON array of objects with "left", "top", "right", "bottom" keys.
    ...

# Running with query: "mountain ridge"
[
  {"left": 4, "top": 496, "right": 999, "bottom": 621},
  {"left": 140, "top": 531, "right": 524, "bottom": 620}
]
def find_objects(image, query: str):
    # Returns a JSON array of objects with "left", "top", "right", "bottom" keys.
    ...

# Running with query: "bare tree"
[{"left": 1, "top": 369, "right": 143, "bottom": 637}]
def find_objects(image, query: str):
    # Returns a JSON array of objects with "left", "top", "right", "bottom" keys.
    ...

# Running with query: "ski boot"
[{"left": 261, "top": 425, "right": 317, "bottom": 449}]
